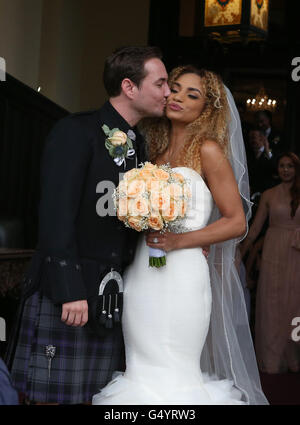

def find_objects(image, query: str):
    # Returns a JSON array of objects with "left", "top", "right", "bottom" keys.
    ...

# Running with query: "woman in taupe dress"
[{"left": 241, "top": 152, "right": 300, "bottom": 374}]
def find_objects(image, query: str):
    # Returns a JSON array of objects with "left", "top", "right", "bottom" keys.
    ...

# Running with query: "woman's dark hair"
[
  {"left": 277, "top": 152, "right": 300, "bottom": 218},
  {"left": 103, "top": 46, "right": 162, "bottom": 97}
]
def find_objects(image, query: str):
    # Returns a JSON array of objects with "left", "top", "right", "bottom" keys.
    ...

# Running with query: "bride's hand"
[
  {"left": 146, "top": 231, "right": 210, "bottom": 258},
  {"left": 145, "top": 230, "right": 179, "bottom": 252}
]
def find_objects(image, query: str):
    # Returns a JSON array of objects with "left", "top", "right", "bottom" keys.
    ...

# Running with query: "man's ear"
[{"left": 121, "top": 78, "right": 137, "bottom": 100}]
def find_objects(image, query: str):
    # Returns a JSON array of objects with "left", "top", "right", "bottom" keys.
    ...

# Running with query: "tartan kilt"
[{"left": 9, "top": 291, "right": 125, "bottom": 404}]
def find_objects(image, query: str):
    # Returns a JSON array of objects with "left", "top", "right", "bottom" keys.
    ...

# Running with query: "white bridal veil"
[{"left": 200, "top": 87, "right": 269, "bottom": 405}]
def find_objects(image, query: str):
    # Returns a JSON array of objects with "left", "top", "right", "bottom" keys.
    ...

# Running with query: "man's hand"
[
  {"left": 262, "top": 135, "right": 271, "bottom": 157},
  {"left": 61, "top": 300, "right": 88, "bottom": 327}
]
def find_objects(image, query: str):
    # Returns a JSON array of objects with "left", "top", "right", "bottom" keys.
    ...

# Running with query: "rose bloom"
[
  {"left": 129, "top": 196, "right": 149, "bottom": 216},
  {"left": 127, "top": 180, "right": 146, "bottom": 197},
  {"left": 148, "top": 214, "right": 164, "bottom": 230},
  {"left": 172, "top": 172, "right": 185, "bottom": 183},
  {"left": 127, "top": 216, "right": 143, "bottom": 232},
  {"left": 146, "top": 178, "right": 160, "bottom": 192},
  {"left": 117, "top": 197, "right": 129, "bottom": 219},
  {"left": 118, "top": 180, "right": 128, "bottom": 194},
  {"left": 108, "top": 130, "right": 127, "bottom": 146},
  {"left": 150, "top": 190, "right": 166, "bottom": 212},
  {"left": 168, "top": 183, "right": 183, "bottom": 200},
  {"left": 162, "top": 199, "right": 179, "bottom": 221},
  {"left": 139, "top": 168, "right": 154, "bottom": 180},
  {"left": 178, "top": 199, "right": 188, "bottom": 217},
  {"left": 123, "top": 168, "right": 139, "bottom": 181},
  {"left": 153, "top": 168, "right": 170, "bottom": 181},
  {"left": 144, "top": 162, "right": 157, "bottom": 170}
]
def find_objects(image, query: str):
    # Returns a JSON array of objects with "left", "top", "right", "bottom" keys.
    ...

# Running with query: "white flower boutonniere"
[{"left": 102, "top": 124, "right": 136, "bottom": 168}]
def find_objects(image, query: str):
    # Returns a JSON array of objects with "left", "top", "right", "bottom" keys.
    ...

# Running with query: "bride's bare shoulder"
[
  {"left": 200, "top": 139, "right": 224, "bottom": 156},
  {"left": 199, "top": 140, "right": 228, "bottom": 175}
]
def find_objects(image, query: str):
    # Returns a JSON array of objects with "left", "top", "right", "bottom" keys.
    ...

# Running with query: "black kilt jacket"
[{"left": 23, "top": 101, "right": 147, "bottom": 305}]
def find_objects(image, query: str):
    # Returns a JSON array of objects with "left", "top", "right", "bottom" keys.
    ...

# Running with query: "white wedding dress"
[{"left": 92, "top": 167, "right": 246, "bottom": 405}]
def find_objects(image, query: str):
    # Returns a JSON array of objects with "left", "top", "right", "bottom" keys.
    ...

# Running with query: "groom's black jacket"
[{"left": 23, "top": 101, "right": 147, "bottom": 304}]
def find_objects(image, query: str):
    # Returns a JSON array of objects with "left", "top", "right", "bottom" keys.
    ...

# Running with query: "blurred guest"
[
  {"left": 235, "top": 246, "right": 251, "bottom": 321},
  {"left": 246, "top": 127, "right": 277, "bottom": 196},
  {"left": 0, "top": 358, "right": 19, "bottom": 405},
  {"left": 254, "top": 110, "right": 283, "bottom": 158},
  {"left": 240, "top": 152, "right": 300, "bottom": 374}
]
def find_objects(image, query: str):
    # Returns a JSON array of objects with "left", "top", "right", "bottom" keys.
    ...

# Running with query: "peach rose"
[
  {"left": 168, "top": 183, "right": 183, "bottom": 200},
  {"left": 178, "top": 199, "right": 188, "bottom": 217},
  {"left": 146, "top": 178, "right": 160, "bottom": 192},
  {"left": 150, "top": 191, "right": 166, "bottom": 212},
  {"left": 144, "top": 162, "right": 157, "bottom": 170},
  {"left": 162, "top": 199, "right": 179, "bottom": 221},
  {"left": 108, "top": 130, "right": 127, "bottom": 146},
  {"left": 130, "top": 197, "right": 149, "bottom": 216},
  {"left": 127, "top": 180, "right": 146, "bottom": 198},
  {"left": 127, "top": 216, "right": 143, "bottom": 232},
  {"left": 117, "top": 180, "right": 128, "bottom": 194},
  {"left": 123, "top": 168, "right": 139, "bottom": 181},
  {"left": 148, "top": 214, "right": 164, "bottom": 230},
  {"left": 138, "top": 168, "right": 154, "bottom": 180},
  {"left": 117, "top": 197, "right": 129, "bottom": 219},
  {"left": 172, "top": 172, "right": 185, "bottom": 183},
  {"left": 153, "top": 168, "right": 170, "bottom": 181}
]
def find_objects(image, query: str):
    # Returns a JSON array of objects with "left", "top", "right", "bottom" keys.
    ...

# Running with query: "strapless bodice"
[{"left": 169, "top": 167, "right": 214, "bottom": 233}]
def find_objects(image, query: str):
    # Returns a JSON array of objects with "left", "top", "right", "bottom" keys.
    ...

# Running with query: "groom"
[{"left": 6, "top": 46, "right": 170, "bottom": 404}]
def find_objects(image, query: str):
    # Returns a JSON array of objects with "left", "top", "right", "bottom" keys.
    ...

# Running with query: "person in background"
[
  {"left": 240, "top": 152, "right": 300, "bottom": 374},
  {"left": 246, "top": 126, "right": 277, "bottom": 197},
  {"left": 0, "top": 357, "right": 19, "bottom": 405},
  {"left": 254, "top": 110, "right": 283, "bottom": 159}
]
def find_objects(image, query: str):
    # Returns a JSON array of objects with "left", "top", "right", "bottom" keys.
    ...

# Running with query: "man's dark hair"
[
  {"left": 255, "top": 109, "right": 273, "bottom": 125},
  {"left": 103, "top": 46, "right": 163, "bottom": 97},
  {"left": 248, "top": 125, "right": 265, "bottom": 136}
]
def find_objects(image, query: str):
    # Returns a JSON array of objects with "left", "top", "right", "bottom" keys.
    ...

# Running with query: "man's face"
[
  {"left": 249, "top": 130, "right": 264, "bottom": 150},
  {"left": 256, "top": 113, "right": 270, "bottom": 131},
  {"left": 132, "top": 58, "right": 170, "bottom": 118}
]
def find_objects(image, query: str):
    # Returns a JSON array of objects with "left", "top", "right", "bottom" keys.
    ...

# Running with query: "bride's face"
[{"left": 166, "top": 73, "right": 206, "bottom": 124}]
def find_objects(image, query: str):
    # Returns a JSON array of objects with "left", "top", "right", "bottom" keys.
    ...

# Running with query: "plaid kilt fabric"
[{"left": 10, "top": 291, "right": 125, "bottom": 404}]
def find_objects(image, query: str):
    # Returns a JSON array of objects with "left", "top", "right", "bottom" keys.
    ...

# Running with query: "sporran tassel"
[
  {"left": 99, "top": 295, "right": 107, "bottom": 325},
  {"left": 105, "top": 294, "right": 113, "bottom": 329},
  {"left": 113, "top": 293, "right": 120, "bottom": 323}
]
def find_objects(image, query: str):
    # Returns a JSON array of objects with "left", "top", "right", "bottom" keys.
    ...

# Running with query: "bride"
[{"left": 93, "top": 66, "right": 268, "bottom": 405}]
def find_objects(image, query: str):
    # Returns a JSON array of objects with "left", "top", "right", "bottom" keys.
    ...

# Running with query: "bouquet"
[{"left": 113, "top": 162, "right": 191, "bottom": 267}]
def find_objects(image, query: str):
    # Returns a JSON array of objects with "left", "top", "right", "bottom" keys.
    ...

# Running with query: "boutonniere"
[{"left": 102, "top": 125, "right": 135, "bottom": 168}]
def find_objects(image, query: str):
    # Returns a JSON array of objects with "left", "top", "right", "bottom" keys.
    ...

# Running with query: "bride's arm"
[{"left": 146, "top": 140, "right": 246, "bottom": 252}]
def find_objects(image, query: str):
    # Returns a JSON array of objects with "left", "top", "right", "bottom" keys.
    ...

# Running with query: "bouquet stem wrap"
[{"left": 148, "top": 247, "right": 166, "bottom": 268}]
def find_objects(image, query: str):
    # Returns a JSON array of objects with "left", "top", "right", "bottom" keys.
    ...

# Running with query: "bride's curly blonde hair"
[{"left": 139, "top": 66, "right": 230, "bottom": 174}]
